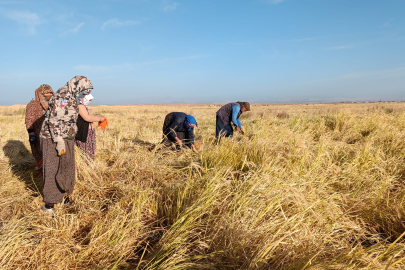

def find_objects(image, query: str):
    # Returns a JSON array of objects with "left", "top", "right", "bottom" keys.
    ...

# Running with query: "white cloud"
[
  {"left": 2, "top": 10, "right": 41, "bottom": 35},
  {"left": 163, "top": 2, "right": 180, "bottom": 12},
  {"left": 60, "top": 22, "right": 85, "bottom": 36},
  {"left": 327, "top": 45, "right": 353, "bottom": 50},
  {"left": 70, "top": 22, "right": 85, "bottom": 33},
  {"left": 265, "top": 0, "right": 286, "bottom": 4},
  {"left": 54, "top": 12, "right": 74, "bottom": 22},
  {"left": 101, "top": 18, "right": 140, "bottom": 30}
]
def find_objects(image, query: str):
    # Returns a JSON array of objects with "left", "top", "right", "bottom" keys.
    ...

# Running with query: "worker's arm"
[
  {"left": 188, "top": 128, "right": 195, "bottom": 148},
  {"left": 25, "top": 103, "right": 36, "bottom": 136},
  {"left": 174, "top": 136, "right": 182, "bottom": 146},
  {"left": 78, "top": 104, "right": 105, "bottom": 122},
  {"left": 231, "top": 105, "right": 242, "bottom": 128},
  {"left": 237, "top": 119, "right": 242, "bottom": 129},
  {"left": 167, "top": 116, "right": 182, "bottom": 145},
  {"left": 232, "top": 105, "right": 243, "bottom": 131}
]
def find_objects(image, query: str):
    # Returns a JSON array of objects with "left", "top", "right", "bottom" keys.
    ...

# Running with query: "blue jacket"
[{"left": 231, "top": 105, "right": 242, "bottom": 129}]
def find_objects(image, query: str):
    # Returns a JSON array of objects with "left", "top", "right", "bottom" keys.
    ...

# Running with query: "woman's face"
[
  {"left": 83, "top": 93, "right": 94, "bottom": 105},
  {"left": 43, "top": 93, "right": 53, "bottom": 100}
]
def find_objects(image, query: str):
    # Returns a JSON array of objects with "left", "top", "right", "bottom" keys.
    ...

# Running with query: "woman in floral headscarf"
[
  {"left": 40, "top": 75, "right": 93, "bottom": 213},
  {"left": 25, "top": 84, "right": 54, "bottom": 170}
]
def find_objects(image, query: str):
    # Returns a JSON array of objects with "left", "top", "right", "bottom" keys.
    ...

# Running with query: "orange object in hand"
[{"left": 98, "top": 118, "right": 109, "bottom": 130}]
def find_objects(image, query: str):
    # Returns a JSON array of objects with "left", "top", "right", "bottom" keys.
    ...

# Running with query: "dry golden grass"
[{"left": 1, "top": 103, "right": 405, "bottom": 269}]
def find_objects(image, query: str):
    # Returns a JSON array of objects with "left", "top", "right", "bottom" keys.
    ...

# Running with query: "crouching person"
[
  {"left": 40, "top": 75, "right": 94, "bottom": 213},
  {"left": 162, "top": 112, "right": 197, "bottom": 151},
  {"left": 216, "top": 101, "right": 250, "bottom": 141}
]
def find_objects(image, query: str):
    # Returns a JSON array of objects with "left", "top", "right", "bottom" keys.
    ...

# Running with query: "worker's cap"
[
  {"left": 240, "top": 102, "right": 251, "bottom": 111},
  {"left": 186, "top": 115, "right": 197, "bottom": 127}
]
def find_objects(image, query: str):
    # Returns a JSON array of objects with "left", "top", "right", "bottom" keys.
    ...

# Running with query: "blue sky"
[{"left": 1, "top": 0, "right": 404, "bottom": 105}]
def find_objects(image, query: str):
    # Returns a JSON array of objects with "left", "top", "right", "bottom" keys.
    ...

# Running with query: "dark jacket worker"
[{"left": 162, "top": 112, "right": 197, "bottom": 150}]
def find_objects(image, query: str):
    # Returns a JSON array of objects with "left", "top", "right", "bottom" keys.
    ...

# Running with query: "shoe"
[{"left": 41, "top": 204, "right": 55, "bottom": 214}]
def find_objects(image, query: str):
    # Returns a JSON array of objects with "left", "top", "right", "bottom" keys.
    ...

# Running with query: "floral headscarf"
[{"left": 35, "top": 84, "right": 54, "bottom": 111}]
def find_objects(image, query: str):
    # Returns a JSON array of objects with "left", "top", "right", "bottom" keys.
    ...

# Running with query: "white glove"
[{"left": 54, "top": 137, "right": 66, "bottom": 156}]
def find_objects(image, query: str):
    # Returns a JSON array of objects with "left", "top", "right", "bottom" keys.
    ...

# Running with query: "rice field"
[{"left": 1, "top": 103, "right": 405, "bottom": 269}]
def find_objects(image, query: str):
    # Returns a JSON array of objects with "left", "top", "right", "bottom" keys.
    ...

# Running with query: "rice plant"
[{"left": 1, "top": 103, "right": 405, "bottom": 269}]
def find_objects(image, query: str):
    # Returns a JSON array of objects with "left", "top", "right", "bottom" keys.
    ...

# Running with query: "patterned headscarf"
[
  {"left": 48, "top": 75, "right": 93, "bottom": 109},
  {"left": 44, "top": 75, "right": 93, "bottom": 140},
  {"left": 35, "top": 84, "right": 54, "bottom": 111}
]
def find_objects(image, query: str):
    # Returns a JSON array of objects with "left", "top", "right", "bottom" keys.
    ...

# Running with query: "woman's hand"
[
  {"left": 54, "top": 137, "right": 66, "bottom": 156},
  {"left": 99, "top": 116, "right": 106, "bottom": 122},
  {"left": 174, "top": 137, "right": 183, "bottom": 147}
]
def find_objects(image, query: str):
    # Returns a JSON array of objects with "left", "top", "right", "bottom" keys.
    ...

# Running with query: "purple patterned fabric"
[{"left": 75, "top": 129, "right": 96, "bottom": 161}]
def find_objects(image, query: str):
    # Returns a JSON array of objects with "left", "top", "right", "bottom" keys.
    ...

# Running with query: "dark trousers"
[
  {"left": 29, "top": 136, "right": 43, "bottom": 168},
  {"left": 215, "top": 115, "right": 233, "bottom": 141}
]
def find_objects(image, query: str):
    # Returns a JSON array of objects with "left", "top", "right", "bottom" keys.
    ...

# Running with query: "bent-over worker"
[
  {"left": 216, "top": 101, "right": 250, "bottom": 140},
  {"left": 162, "top": 112, "right": 197, "bottom": 150}
]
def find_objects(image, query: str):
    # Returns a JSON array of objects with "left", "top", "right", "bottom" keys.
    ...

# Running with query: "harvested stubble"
[{"left": 1, "top": 103, "right": 405, "bottom": 269}]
